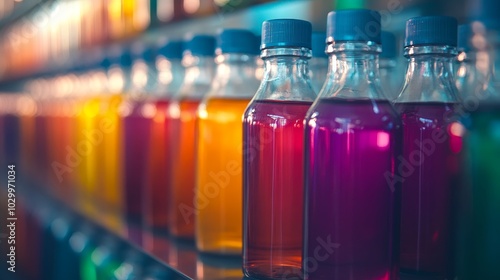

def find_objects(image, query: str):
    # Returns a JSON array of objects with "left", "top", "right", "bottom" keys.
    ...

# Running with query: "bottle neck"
[
  {"left": 131, "top": 59, "right": 157, "bottom": 94},
  {"left": 322, "top": 42, "right": 384, "bottom": 100},
  {"left": 208, "top": 53, "right": 259, "bottom": 99},
  {"left": 107, "top": 63, "right": 132, "bottom": 95},
  {"left": 178, "top": 54, "right": 215, "bottom": 99},
  {"left": 257, "top": 47, "right": 316, "bottom": 101},
  {"left": 214, "top": 53, "right": 257, "bottom": 80},
  {"left": 155, "top": 56, "right": 184, "bottom": 98},
  {"left": 397, "top": 45, "right": 459, "bottom": 103}
]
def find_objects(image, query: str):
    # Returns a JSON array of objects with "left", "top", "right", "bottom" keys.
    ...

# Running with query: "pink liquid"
[
  {"left": 123, "top": 101, "right": 151, "bottom": 224},
  {"left": 396, "top": 102, "right": 460, "bottom": 279},
  {"left": 305, "top": 98, "right": 401, "bottom": 280},
  {"left": 243, "top": 100, "right": 311, "bottom": 279}
]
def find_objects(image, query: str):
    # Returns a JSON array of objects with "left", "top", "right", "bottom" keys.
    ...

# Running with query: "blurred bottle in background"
[
  {"left": 121, "top": 43, "right": 158, "bottom": 243},
  {"left": 456, "top": 18, "right": 500, "bottom": 280},
  {"left": 143, "top": 39, "right": 184, "bottom": 249},
  {"left": 196, "top": 29, "right": 260, "bottom": 255},
  {"left": 169, "top": 34, "right": 216, "bottom": 239}
]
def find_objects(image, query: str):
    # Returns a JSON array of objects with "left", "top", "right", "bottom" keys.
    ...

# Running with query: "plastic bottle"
[
  {"left": 243, "top": 19, "right": 316, "bottom": 278},
  {"left": 143, "top": 39, "right": 184, "bottom": 245},
  {"left": 457, "top": 19, "right": 500, "bottom": 280},
  {"left": 394, "top": 16, "right": 461, "bottom": 279},
  {"left": 168, "top": 35, "right": 216, "bottom": 239},
  {"left": 196, "top": 29, "right": 260, "bottom": 254},
  {"left": 304, "top": 9, "right": 401, "bottom": 279}
]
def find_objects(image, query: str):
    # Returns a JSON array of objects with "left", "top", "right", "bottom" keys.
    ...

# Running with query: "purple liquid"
[
  {"left": 243, "top": 100, "right": 312, "bottom": 279},
  {"left": 396, "top": 102, "right": 459, "bottom": 278},
  {"left": 123, "top": 101, "right": 151, "bottom": 223},
  {"left": 305, "top": 98, "right": 401, "bottom": 280}
]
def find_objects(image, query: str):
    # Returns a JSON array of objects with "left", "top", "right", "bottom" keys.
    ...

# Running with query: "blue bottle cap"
[
  {"left": 260, "top": 19, "right": 312, "bottom": 50},
  {"left": 217, "top": 29, "right": 260, "bottom": 55},
  {"left": 327, "top": 9, "right": 381, "bottom": 44},
  {"left": 157, "top": 40, "right": 184, "bottom": 59},
  {"left": 184, "top": 35, "right": 216, "bottom": 56},
  {"left": 404, "top": 16, "right": 458, "bottom": 47},
  {"left": 311, "top": 32, "right": 327, "bottom": 58},
  {"left": 381, "top": 31, "right": 397, "bottom": 59}
]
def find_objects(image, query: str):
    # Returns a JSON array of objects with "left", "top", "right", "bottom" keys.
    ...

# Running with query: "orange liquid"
[
  {"left": 195, "top": 98, "right": 250, "bottom": 254},
  {"left": 144, "top": 99, "right": 171, "bottom": 235},
  {"left": 169, "top": 99, "right": 200, "bottom": 238},
  {"left": 48, "top": 99, "right": 74, "bottom": 200}
]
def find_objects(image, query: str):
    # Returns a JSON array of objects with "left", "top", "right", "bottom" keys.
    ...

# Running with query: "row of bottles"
[{"left": 0, "top": 8, "right": 499, "bottom": 280}]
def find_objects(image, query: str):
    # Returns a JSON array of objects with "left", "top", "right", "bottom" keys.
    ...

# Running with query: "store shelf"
[{"left": 1, "top": 175, "right": 248, "bottom": 280}]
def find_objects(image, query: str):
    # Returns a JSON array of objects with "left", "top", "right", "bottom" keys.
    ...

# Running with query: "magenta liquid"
[
  {"left": 243, "top": 100, "right": 312, "bottom": 278},
  {"left": 396, "top": 102, "right": 459, "bottom": 278},
  {"left": 305, "top": 98, "right": 401, "bottom": 280},
  {"left": 123, "top": 101, "right": 151, "bottom": 223}
]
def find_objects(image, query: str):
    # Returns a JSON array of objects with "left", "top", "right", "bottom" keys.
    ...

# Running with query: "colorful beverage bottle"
[
  {"left": 456, "top": 19, "right": 500, "bottom": 279},
  {"left": 143, "top": 40, "right": 184, "bottom": 240},
  {"left": 73, "top": 65, "right": 102, "bottom": 217},
  {"left": 121, "top": 43, "right": 167, "bottom": 241},
  {"left": 380, "top": 31, "right": 401, "bottom": 100},
  {"left": 196, "top": 29, "right": 260, "bottom": 254},
  {"left": 304, "top": 10, "right": 401, "bottom": 280},
  {"left": 87, "top": 50, "right": 128, "bottom": 232},
  {"left": 119, "top": 46, "right": 153, "bottom": 234},
  {"left": 394, "top": 16, "right": 461, "bottom": 279},
  {"left": 243, "top": 19, "right": 316, "bottom": 278},
  {"left": 310, "top": 32, "right": 328, "bottom": 93},
  {"left": 169, "top": 35, "right": 216, "bottom": 239}
]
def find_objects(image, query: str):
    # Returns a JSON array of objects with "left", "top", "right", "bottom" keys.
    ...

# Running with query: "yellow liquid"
[
  {"left": 74, "top": 97, "right": 100, "bottom": 215},
  {"left": 96, "top": 94, "right": 124, "bottom": 232},
  {"left": 196, "top": 98, "right": 250, "bottom": 254}
]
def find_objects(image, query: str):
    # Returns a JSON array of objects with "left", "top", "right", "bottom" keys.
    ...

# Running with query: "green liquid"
[{"left": 458, "top": 102, "right": 500, "bottom": 279}]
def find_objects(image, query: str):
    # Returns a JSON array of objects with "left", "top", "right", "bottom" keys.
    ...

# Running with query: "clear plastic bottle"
[
  {"left": 155, "top": 39, "right": 185, "bottom": 97},
  {"left": 304, "top": 9, "right": 401, "bottom": 279},
  {"left": 310, "top": 32, "right": 328, "bottom": 93},
  {"left": 243, "top": 19, "right": 316, "bottom": 279},
  {"left": 394, "top": 16, "right": 461, "bottom": 279},
  {"left": 457, "top": 19, "right": 500, "bottom": 280},
  {"left": 196, "top": 29, "right": 260, "bottom": 254},
  {"left": 380, "top": 31, "right": 400, "bottom": 100},
  {"left": 168, "top": 35, "right": 216, "bottom": 239},
  {"left": 143, "top": 40, "right": 184, "bottom": 245}
]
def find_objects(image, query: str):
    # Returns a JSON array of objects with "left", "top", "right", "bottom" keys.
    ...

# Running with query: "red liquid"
[
  {"left": 305, "top": 99, "right": 401, "bottom": 280},
  {"left": 396, "top": 102, "right": 460, "bottom": 279},
  {"left": 243, "top": 100, "right": 311, "bottom": 278},
  {"left": 169, "top": 99, "right": 200, "bottom": 238},
  {"left": 144, "top": 99, "right": 171, "bottom": 235},
  {"left": 123, "top": 101, "right": 152, "bottom": 224}
]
